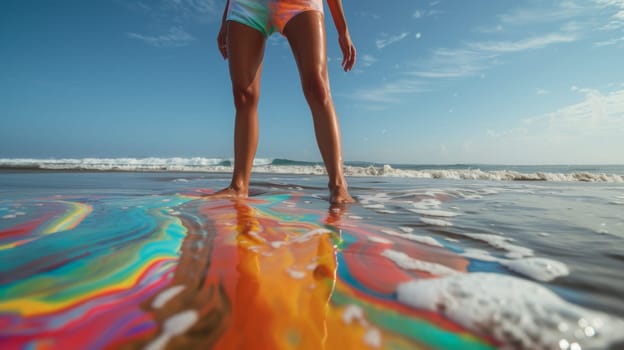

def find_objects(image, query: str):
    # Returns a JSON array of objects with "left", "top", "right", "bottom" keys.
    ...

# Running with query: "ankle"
[
  {"left": 328, "top": 180, "right": 348, "bottom": 191},
  {"left": 229, "top": 181, "right": 248, "bottom": 193}
]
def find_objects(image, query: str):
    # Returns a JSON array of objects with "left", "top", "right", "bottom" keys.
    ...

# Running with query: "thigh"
[
  {"left": 282, "top": 11, "right": 328, "bottom": 81},
  {"left": 227, "top": 20, "right": 266, "bottom": 88}
]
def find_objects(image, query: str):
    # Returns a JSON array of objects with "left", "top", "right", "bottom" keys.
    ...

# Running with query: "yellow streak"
[
  {"left": 43, "top": 202, "right": 93, "bottom": 234},
  {"left": 0, "top": 257, "right": 171, "bottom": 316}
]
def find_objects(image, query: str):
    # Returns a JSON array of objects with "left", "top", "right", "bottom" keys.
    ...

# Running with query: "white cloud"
[
  {"left": 415, "top": 32, "right": 422, "bottom": 39},
  {"left": 498, "top": 2, "right": 586, "bottom": 25},
  {"left": 349, "top": 1, "right": 621, "bottom": 110},
  {"left": 376, "top": 32, "right": 410, "bottom": 49},
  {"left": 408, "top": 48, "right": 496, "bottom": 79},
  {"left": 412, "top": 9, "right": 442, "bottom": 19},
  {"left": 357, "top": 11, "right": 381, "bottom": 20},
  {"left": 128, "top": 26, "right": 195, "bottom": 47},
  {"left": 404, "top": 31, "right": 575, "bottom": 83},
  {"left": 468, "top": 33, "right": 577, "bottom": 52},
  {"left": 484, "top": 88, "right": 624, "bottom": 163},
  {"left": 536, "top": 88, "right": 550, "bottom": 95},
  {"left": 360, "top": 54, "right": 378, "bottom": 68},
  {"left": 124, "top": 0, "right": 220, "bottom": 48},
  {"left": 346, "top": 79, "right": 428, "bottom": 103},
  {"left": 161, "top": 0, "right": 219, "bottom": 22},
  {"left": 126, "top": 0, "right": 220, "bottom": 22},
  {"left": 594, "top": 35, "right": 624, "bottom": 46}
]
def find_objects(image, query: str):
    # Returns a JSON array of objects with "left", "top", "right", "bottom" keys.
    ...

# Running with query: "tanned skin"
[{"left": 213, "top": 0, "right": 356, "bottom": 204}]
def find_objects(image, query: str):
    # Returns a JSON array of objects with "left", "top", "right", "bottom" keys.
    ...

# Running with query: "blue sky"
[{"left": 1, "top": 0, "right": 623, "bottom": 164}]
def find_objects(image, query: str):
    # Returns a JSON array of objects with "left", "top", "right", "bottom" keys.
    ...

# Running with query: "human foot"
[
  {"left": 204, "top": 186, "right": 248, "bottom": 199},
  {"left": 329, "top": 185, "right": 355, "bottom": 204}
]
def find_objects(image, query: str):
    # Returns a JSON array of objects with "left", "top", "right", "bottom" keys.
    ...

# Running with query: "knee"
[
  {"left": 232, "top": 84, "right": 260, "bottom": 110},
  {"left": 302, "top": 70, "right": 331, "bottom": 107}
]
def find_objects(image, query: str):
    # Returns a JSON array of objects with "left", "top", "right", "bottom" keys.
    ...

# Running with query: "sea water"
[{"left": 1, "top": 163, "right": 623, "bottom": 349}]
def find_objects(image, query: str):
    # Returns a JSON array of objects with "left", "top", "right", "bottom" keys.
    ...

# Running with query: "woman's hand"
[
  {"left": 339, "top": 33, "right": 356, "bottom": 72},
  {"left": 217, "top": 22, "right": 227, "bottom": 59}
]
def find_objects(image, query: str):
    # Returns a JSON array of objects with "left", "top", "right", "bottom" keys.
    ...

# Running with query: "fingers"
[
  {"left": 220, "top": 44, "right": 228, "bottom": 59},
  {"left": 217, "top": 28, "right": 228, "bottom": 59},
  {"left": 342, "top": 44, "right": 356, "bottom": 72}
]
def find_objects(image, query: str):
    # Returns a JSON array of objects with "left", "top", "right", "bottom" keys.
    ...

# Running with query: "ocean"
[
  {"left": 2, "top": 157, "right": 624, "bottom": 181},
  {"left": 1, "top": 158, "right": 623, "bottom": 349}
]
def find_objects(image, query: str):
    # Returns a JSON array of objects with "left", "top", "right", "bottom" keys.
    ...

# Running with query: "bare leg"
[
  {"left": 211, "top": 21, "right": 266, "bottom": 198},
  {"left": 283, "top": 11, "right": 354, "bottom": 204}
]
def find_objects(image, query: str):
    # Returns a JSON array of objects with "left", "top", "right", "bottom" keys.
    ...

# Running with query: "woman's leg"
[
  {"left": 214, "top": 21, "right": 266, "bottom": 198},
  {"left": 283, "top": 11, "right": 354, "bottom": 204}
]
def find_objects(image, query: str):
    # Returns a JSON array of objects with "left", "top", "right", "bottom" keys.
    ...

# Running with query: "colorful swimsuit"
[{"left": 227, "top": 0, "right": 324, "bottom": 37}]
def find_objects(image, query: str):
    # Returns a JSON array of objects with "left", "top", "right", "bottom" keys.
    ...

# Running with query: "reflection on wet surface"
[{"left": 2, "top": 174, "right": 624, "bottom": 349}]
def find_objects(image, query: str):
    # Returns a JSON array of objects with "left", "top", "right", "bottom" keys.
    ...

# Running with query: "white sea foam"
[
  {"left": 381, "top": 249, "right": 458, "bottom": 276},
  {"left": 380, "top": 229, "right": 443, "bottom": 247},
  {"left": 408, "top": 209, "right": 460, "bottom": 217},
  {"left": 420, "top": 217, "right": 453, "bottom": 227},
  {"left": 342, "top": 304, "right": 382, "bottom": 348},
  {"left": 396, "top": 273, "right": 624, "bottom": 350},
  {"left": 363, "top": 204, "right": 386, "bottom": 209},
  {"left": 145, "top": 310, "right": 199, "bottom": 350},
  {"left": 502, "top": 257, "right": 569, "bottom": 282},
  {"left": 2, "top": 158, "right": 622, "bottom": 182},
  {"left": 461, "top": 247, "right": 569, "bottom": 282},
  {"left": 464, "top": 233, "right": 533, "bottom": 258},
  {"left": 368, "top": 236, "right": 392, "bottom": 244},
  {"left": 152, "top": 285, "right": 186, "bottom": 309},
  {"left": 270, "top": 228, "right": 332, "bottom": 249},
  {"left": 363, "top": 328, "right": 382, "bottom": 348},
  {"left": 412, "top": 199, "right": 442, "bottom": 210},
  {"left": 461, "top": 248, "right": 501, "bottom": 262},
  {"left": 286, "top": 267, "right": 306, "bottom": 279},
  {"left": 342, "top": 304, "right": 365, "bottom": 325}
]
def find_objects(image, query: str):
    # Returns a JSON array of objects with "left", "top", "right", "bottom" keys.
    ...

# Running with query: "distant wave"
[{"left": 1, "top": 158, "right": 622, "bottom": 182}]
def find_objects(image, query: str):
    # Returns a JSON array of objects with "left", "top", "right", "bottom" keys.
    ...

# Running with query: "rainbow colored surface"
[{"left": 0, "top": 191, "right": 496, "bottom": 349}]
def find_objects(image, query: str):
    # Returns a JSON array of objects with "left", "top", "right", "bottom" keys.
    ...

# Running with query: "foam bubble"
[
  {"left": 145, "top": 310, "right": 199, "bottom": 350},
  {"left": 396, "top": 273, "right": 624, "bottom": 350},
  {"left": 342, "top": 304, "right": 382, "bottom": 348},
  {"left": 461, "top": 248, "right": 500, "bottom": 262},
  {"left": 376, "top": 209, "right": 398, "bottom": 214},
  {"left": 381, "top": 249, "right": 458, "bottom": 276},
  {"left": 412, "top": 199, "right": 442, "bottom": 210},
  {"left": 342, "top": 304, "right": 365, "bottom": 325},
  {"left": 380, "top": 229, "right": 443, "bottom": 247},
  {"left": 409, "top": 209, "right": 460, "bottom": 217},
  {"left": 420, "top": 217, "right": 453, "bottom": 227},
  {"left": 286, "top": 268, "right": 306, "bottom": 279},
  {"left": 465, "top": 233, "right": 533, "bottom": 258},
  {"left": 363, "top": 204, "right": 385, "bottom": 209},
  {"left": 152, "top": 285, "right": 186, "bottom": 309},
  {"left": 502, "top": 257, "right": 569, "bottom": 282},
  {"left": 363, "top": 328, "right": 382, "bottom": 348},
  {"left": 368, "top": 236, "right": 393, "bottom": 244}
]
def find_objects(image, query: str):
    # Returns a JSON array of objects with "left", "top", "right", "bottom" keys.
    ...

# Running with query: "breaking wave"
[{"left": 1, "top": 158, "right": 622, "bottom": 183}]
